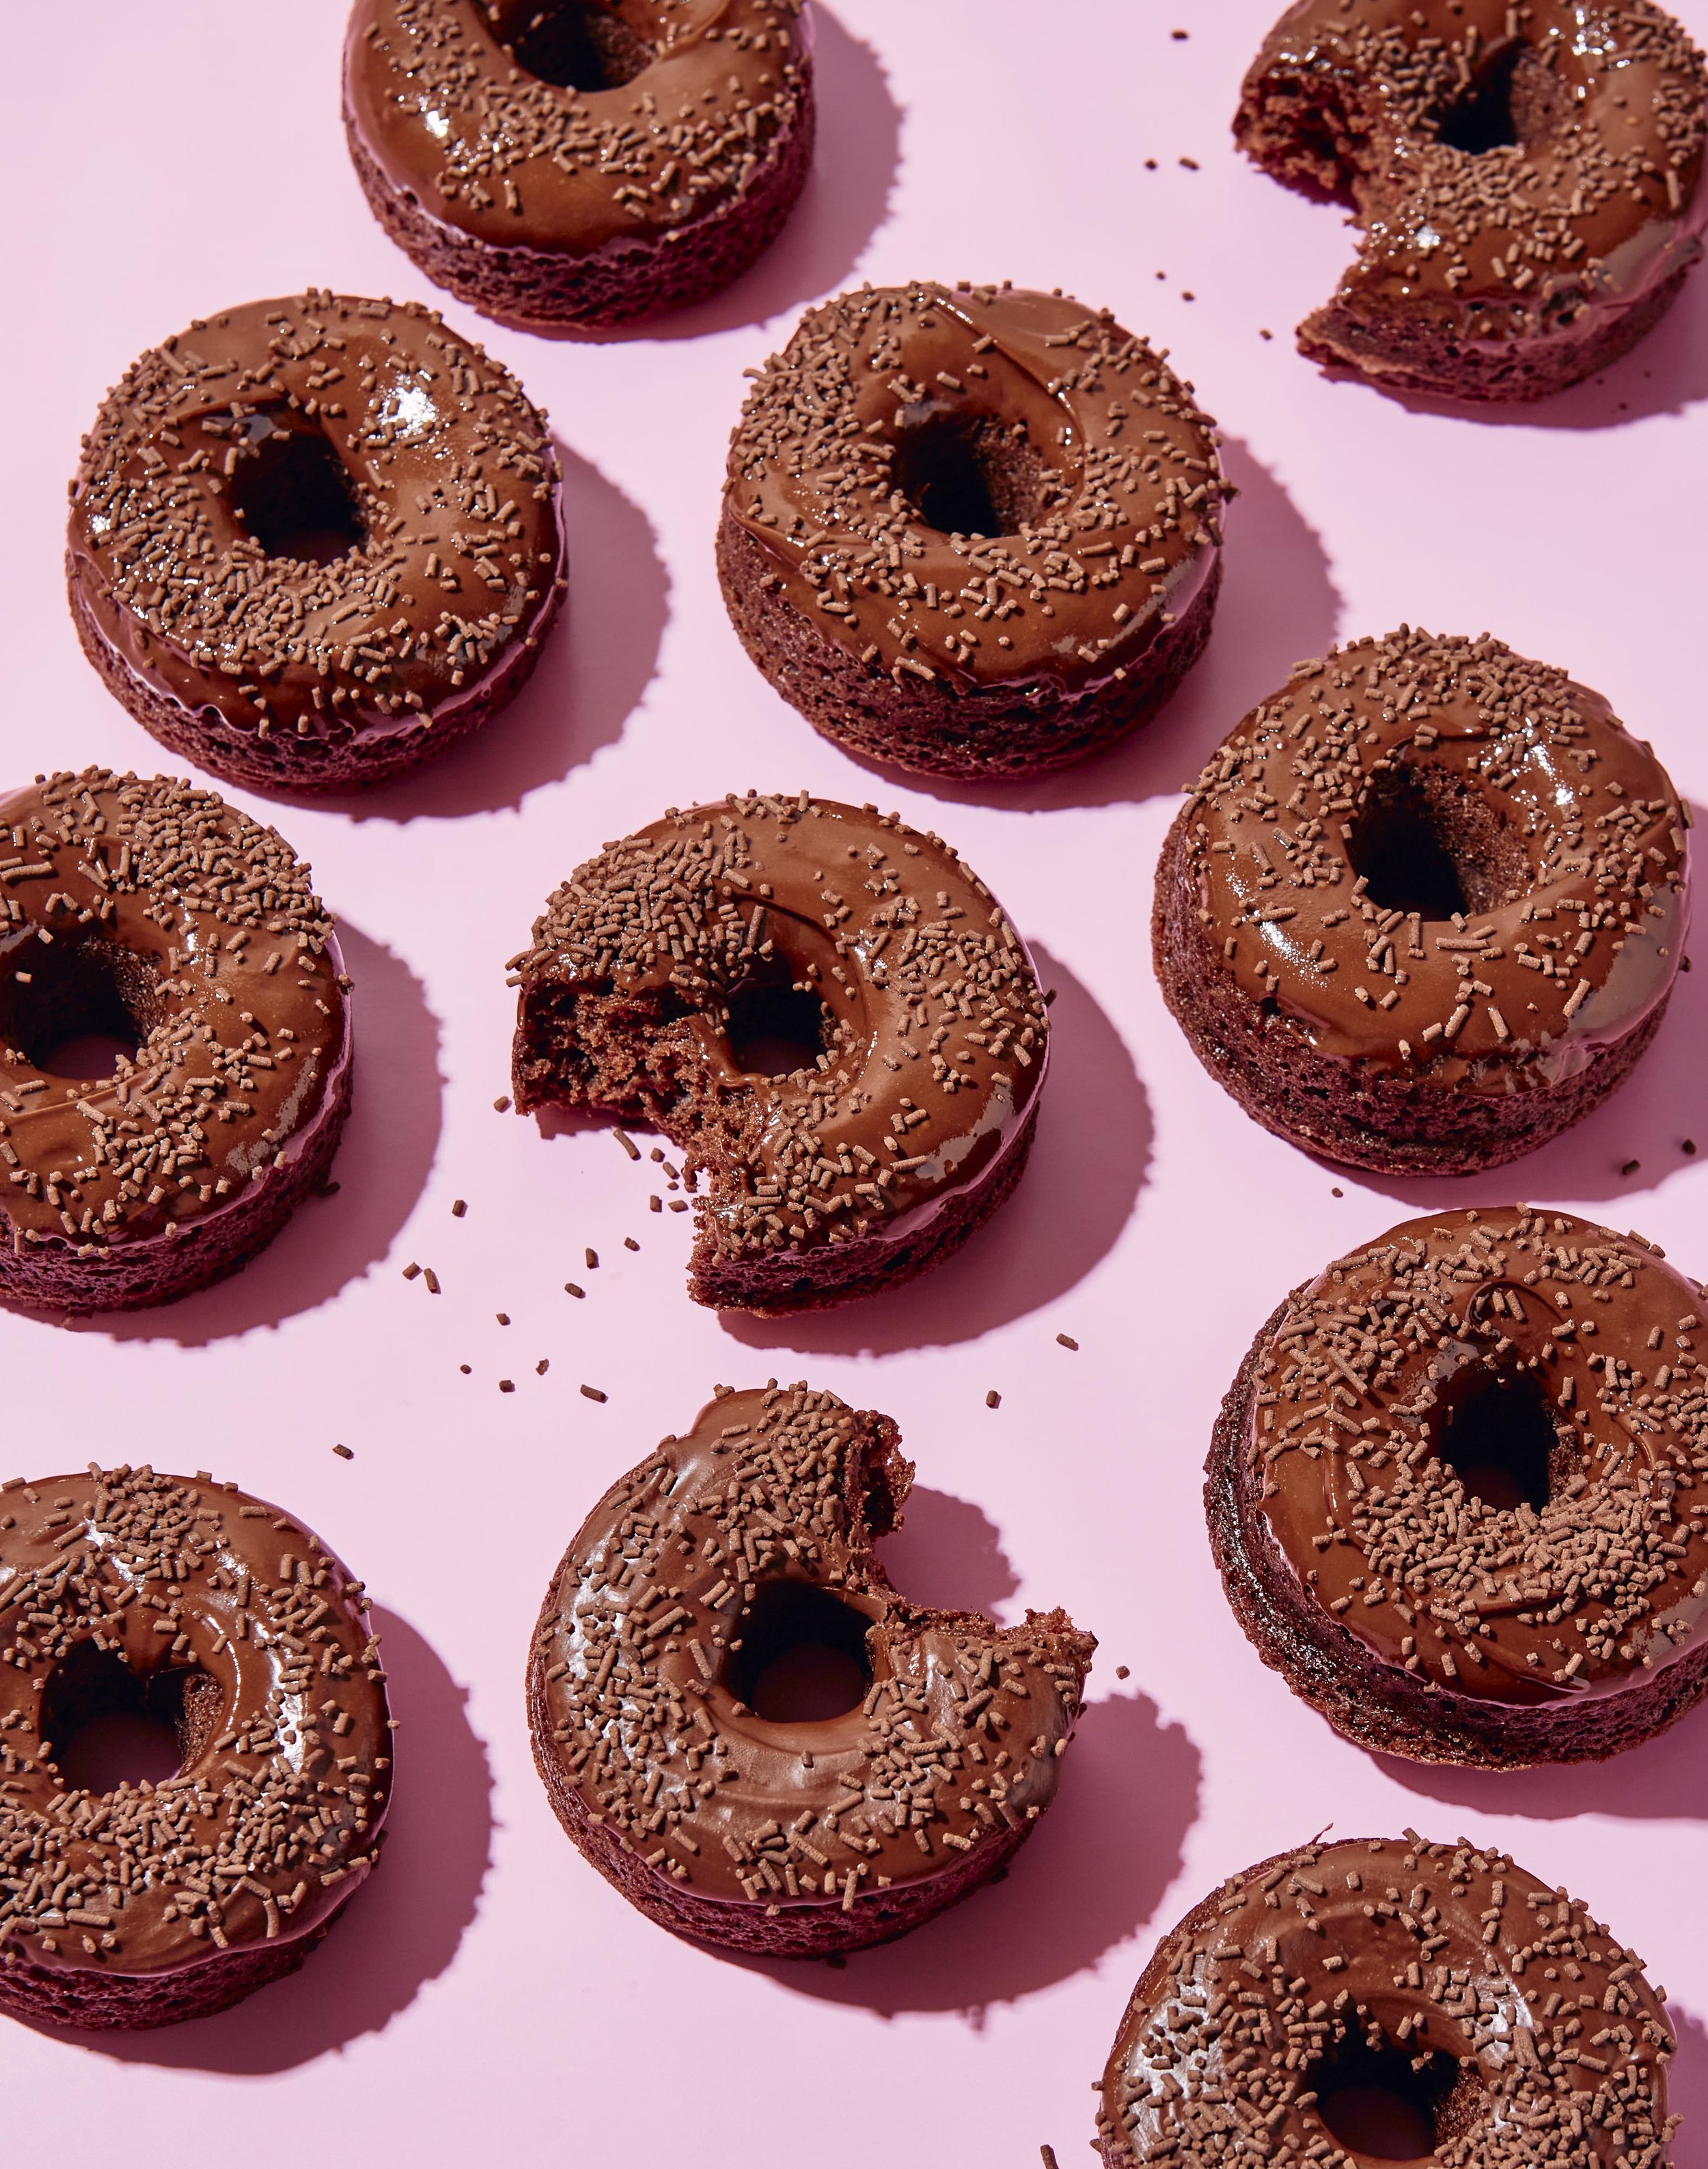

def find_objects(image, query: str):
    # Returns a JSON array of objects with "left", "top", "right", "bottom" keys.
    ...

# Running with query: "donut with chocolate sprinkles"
[
  {"left": 1097, "top": 1834, "right": 1679, "bottom": 2166},
  {"left": 67, "top": 292, "right": 566, "bottom": 795},
  {"left": 510, "top": 791, "right": 1049, "bottom": 1312},
  {"left": 718, "top": 282, "right": 1226, "bottom": 778},
  {"left": 1208, "top": 1208, "right": 1708, "bottom": 1766},
  {"left": 529, "top": 1382, "right": 1094, "bottom": 1956},
  {"left": 1237, "top": 0, "right": 1708, "bottom": 402},
  {"left": 0, "top": 1464, "right": 389, "bottom": 2030},
  {"left": 343, "top": 0, "right": 813, "bottom": 329},
  {"left": 0, "top": 769, "right": 350, "bottom": 1315},
  {"left": 1153, "top": 628, "right": 1690, "bottom": 1176}
]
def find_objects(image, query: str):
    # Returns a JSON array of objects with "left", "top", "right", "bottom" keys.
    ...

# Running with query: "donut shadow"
[
  {"left": 876, "top": 1486, "right": 1021, "bottom": 1621},
  {"left": 305, "top": 444, "right": 667, "bottom": 822},
  {"left": 719, "top": 946, "right": 1150, "bottom": 1356},
  {"left": 1369, "top": 1700, "right": 1708, "bottom": 1824},
  {"left": 1666, "top": 2008, "right": 1708, "bottom": 2164},
  {"left": 30, "top": 1607, "right": 493, "bottom": 2073},
  {"left": 734, "top": 1693, "right": 1200, "bottom": 2018},
  {"left": 826, "top": 437, "right": 1344, "bottom": 815},
  {"left": 89, "top": 923, "right": 443, "bottom": 1347}
]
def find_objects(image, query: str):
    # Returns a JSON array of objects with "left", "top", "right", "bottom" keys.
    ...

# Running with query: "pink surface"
[{"left": 5, "top": 2, "right": 1708, "bottom": 2159}]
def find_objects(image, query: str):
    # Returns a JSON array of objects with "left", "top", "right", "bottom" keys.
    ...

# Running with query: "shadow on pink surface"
[
  {"left": 1371, "top": 1698, "right": 1708, "bottom": 1824},
  {"left": 82, "top": 924, "right": 444, "bottom": 1346},
  {"left": 739, "top": 1692, "right": 1200, "bottom": 2018},
  {"left": 38, "top": 1607, "right": 493, "bottom": 2073},
  {"left": 1668, "top": 2009, "right": 1708, "bottom": 2169},
  {"left": 877, "top": 1486, "right": 1021, "bottom": 1621},
  {"left": 722, "top": 946, "right": 1151, "bottom": 1355}
]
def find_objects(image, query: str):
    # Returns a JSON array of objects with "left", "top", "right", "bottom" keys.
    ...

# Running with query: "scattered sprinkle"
[
  {"left": 459, "top": 1363, "right": 471, "bottom": 1374},
  {"left": 564, "top": 1281, "right": 586, "bottom": 1298},
  {"left": 499, "top": 1379, "right": 515, "bottom": 1393},
  {"left": 493, "top": 1095, "right": 511, "bottom": 1113},
  {"left": 1056, "top": 1333, "right": 1079, "bottom": 1351},
  {"left": 1179, "top": 155, "right": 1200, "bottom": 170},
  {"left": 1622, "top": 1159, "right": 1641, "bottom": 1177},
  {"left": 614, "top": 1129, "right": 640, "bottom": 1161},
  {"left": 1332, "top": 1186, "right": 1343, "bottom": 1198},
  {"left": 581, "top": 1384, "right": 608, "bottom": 1404},
  {"left": 586, "top": 1248, "right": 599, "bottom": 1270},
  {"left": 333, "top": 1444, "right": 353, "bottom": 1460},
  {"left": 401, "top": 1261, "right": 422, "bottom": 1281},
  {"left": 496, "top": 1312, "right": 510, "bottom": 1326},
  {"left": 452, "top": 1198, "right": 467, "bottom": 1218},
  {"left": 536, "top": 1359, "right": 549, "bottom": 1376},
  {"left": 624, "top": 1236, "right": 640, "bottom": 1251},
  {"left": 1115, "top": 1665, "right": 1130, "bottom": 1680},
  {"left": 985, "top": 1389, "right": 1002, "bottom": 1410},
  {"left": 423, "top": 1268, "right": 441, "bottom": 1295}
]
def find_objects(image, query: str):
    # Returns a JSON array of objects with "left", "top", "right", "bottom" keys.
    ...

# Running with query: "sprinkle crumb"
[
  {"left": 496, "top": 1312, "right": 510, "bottom": 1326},
  {"left": 985, "top": 1389, "right": 1001, "bottom": 1410},
  {"left": 1144, "top": 157, "right": 1158, "bottom": 169},
  {"left": 1622, "top": 1159, "right": 1641, "bottom": 1176},
  {"left": 1685, "top": 1140, "right": 1698, "bottom": 1156},
  {"left": 333, "top": 1444, "right": 353, "bottom": 1461},
  {"left": 1115, "top": 1665, "right": 1130, "bottom": 1680},
  {"left": 401, "top": 1261, "right": 422, "bottom": 1281},
  {"left": 452, "top": 1199, "right": 467, "bottom": 1218},
  {"left": 493, "top": 1095, "right": 511, "bottom": 1113},
  {"left": 1043, "top": 2148, "right": 1062, "bottom": 2169},
  {"left": 614, "top": 1128, "right": 640, "bottom": 1160},
  {"left": 499, "top": 1379, "right": 515, "bottom": 1393},
  {"left": 459, "top": 1364, "right": 471, "bottom": 1374},
  {"left": 581, "top": 1384, "right": 608, "bottom": 1404},
  {"left": 1056, "top": 1333, "right": 1079, "bottom": 1351},
  {"left": 536, "top": 1359, "right": 549, "bottom": 1376},
  {"left": 423, "top": 1268, "right": 441, "bottom": 1295},
  {"left": 564, "top": 1281, "right": 586, "bottom": 1298},
  {"left": 649, "top": 1195, "right": 662, "bottom": 1212},
  {"left": 1179, "top": 155, "right": 1200, "bottom": 169},
  {"left": 624, "top": 1236, "right": 640, "bottom": 1251},
  {"left": 1170, "top": 25, "right": 1188, "bottom": 35},
  {"left": 586, "top": 1249, "right": 599, "bottom": 1270},
  {"left": 1260, "top": 327, "right": 1273, "bottom": 340},
  {"left": 1332, "top": 1186, "right": 1344, "bottom": 1197}
]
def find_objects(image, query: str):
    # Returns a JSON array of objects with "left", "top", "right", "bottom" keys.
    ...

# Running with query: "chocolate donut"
[
  {"left": 718, "top": 282, "right": 1226, "bottom": 778},
  {"left": 344, "top": 0, "right": 812, "bottom": 330},
  {"left": 1208, "top": 1207, "right": 1708, "bottom": 1767},
  {"left": 510, "top": 791, "right": 1049, "bottom": 1311},
  {"left": 529, "top": 1382, "right": 1093, "bottom": 1956},
  {"left": 67, "top": 291, "right": 566, "bottom": 795},
  {"left": 0, "top": 1463, "right": 389, "bottom": 2029},
  {"left": 1154, "top": 628, "right": 1689, "bottom": 1175},
  {"left": 0, "top": 768, "right": 350, "bottom": 1315},
  {"left": 1237, "top": 0, "right": 1708, "bottom": 403},
  {"left": 1097, "top": 1835, "right": 1679, "bottom": 2167}
]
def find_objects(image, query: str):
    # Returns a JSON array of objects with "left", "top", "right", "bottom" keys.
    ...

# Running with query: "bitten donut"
[
  {"left": 529, "top": 1382, "right": 1093, "bottom": 1956},
  {"left": 718, "top": 282, "right": 1226, "bottom": 778},
  {"left": 1155, "top": 628, "right": 1689, "bottom": 1175},
  {"left": 1097, "top": 1836, "right": 1679, "bottom": 2167},
  {"left": 510, "top": 791, "right": 1049, "bottom": 1311},
  {"left": 0, "top": 768, "right": 350, "bottom": 1315},
  {"left": 1208, "top": 1208, "right": 1708, "bottom": 1767},
  {"left": 1237, "top": 0, "right": 1708, "bottom": 403},
  {"left": 344, "top": 0, "right": 813, "bottom": 329},
  {"left": 0, "top": 1463, "right": 389, "bottom": 2029},
  {"left": 67, "top": 291, "right": 566, "bottom": 795}
]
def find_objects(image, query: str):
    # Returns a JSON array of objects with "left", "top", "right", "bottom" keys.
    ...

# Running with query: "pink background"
[{"left": 5, "top": 2, "right": 1708, "bottom": 2158}]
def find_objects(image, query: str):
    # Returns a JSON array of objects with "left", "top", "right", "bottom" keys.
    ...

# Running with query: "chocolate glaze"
[
  {"left": 1177, "top": 628, "right": 1688, "bottom": 1094},
  {"left": 0, "top": 1466, "right": 389, "bottom": 1991},
  {"left": 1099, "top": 1836, "right": 1677, "bottom": 2168},
  {"left": 723, "top": 283, "right": 1226, "bottom": 700},
  {"left": 0, "top": 770, "right": 348, "bottom": 1304},
  {"left": 67, "top": 292, "right": 564, "bottom": 774},
  {"left": 529, "top": 1383, "right": 1092, "bottom": 1952},
  {"left": 510, "top": 793, "right": 1049, "bottom": 1309}
]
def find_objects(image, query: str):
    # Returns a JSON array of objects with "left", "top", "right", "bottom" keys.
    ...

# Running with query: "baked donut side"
[
  {"left": 1153, "top": 628, "right": 1689, "bottom": 1176},
  {"left": 1236, "top": 0, "right": 1708, "bottom": 402},
  {"left": 719, "top": 283, "right": 1226, "bottom": 779},
  {"left": 67, "top": 292, "right": 566, "bottom": 795},
  {"left": 1098, "top": 1836, "right": 1678, "bottom": 2167},
  {"left": 1206, "top": 1208, "right": 1708, "bottom": 1768},
  {"left": 0, "top": 769, "right": 351, "bottom": 1315},
  {"left": 0, "top": 1465, "right": 389, "bottom": 2030},
  {"left": 509, "top": 793, "right": 1049, "bottom": 1313},
  {"left": 528, "top": 1383, "right": 1093, "bottom": 1956},
  {"left": 344, "top": 0, "right": 813, "bottom": 330}
]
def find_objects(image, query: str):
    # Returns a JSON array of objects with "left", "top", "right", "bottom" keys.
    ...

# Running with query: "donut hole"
[
  {"left": 228, "top": 421, "right": 366, "bottom": 567},
  {"left": 0, "top": 936, "right": 160, "bottom": 1080},
  {"left": 1312, "top": 2036, "right": 1480, "bottom": 2161},
  {"left": 890, "top": 413, "right": 1062, "bottom": 540},
  {"left": 496, "top": 1, "right": 653, "bottom": 91},
  {"left": 722, "top": 1581, "right": 873, "bottom": 1723},
  {"left": 1433, "top": 1364, "right": 1564, "bottom": 1513},
  {"left": 1433, "top": 40, "right": 1524, "bottom": 154},
  {"left": 39, "top": 1641, "right": 221, "bottom": 1796},
  {"left": 1347, "top": 764, "right": 1527, "bottom": 922},
  {"left": 724, "top": 974, "right": 830, "bottom": 1079}
]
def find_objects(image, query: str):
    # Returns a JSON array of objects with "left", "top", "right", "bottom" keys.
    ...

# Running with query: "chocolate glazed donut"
[
  {"left": 528, "top": 1382, "right": 1094, "bottom": 1956},
  {"left": 1237, "top": 0, "right": 1708, "bottom": 402},
  {"left": 344, "top": 0, "right": 813, "bottom": 329},
  {"left": 1208, "top": 1208, "right": 1708, "bottom": 1766},
  {"left": 718, "top": 282, "right": 1226, "bottom": 779},
  {"left": 0, "top": 1464, "right": 390, "bottom": 2030},
  {"left": 67, "top": 292, "right": 566, "bottom": 795},
  {"left": 1097, "top": 1836, "right": 1679, "bottom": 2168},
  {"left": 0, "top": 769, "right": 350, "bottom": 1315},
  {"left": 1154, "top": 628, "right": 1689, "bottom": 1175},
  {"left": 510, "top": 792, "right": 1049, "bottom": 1312}
]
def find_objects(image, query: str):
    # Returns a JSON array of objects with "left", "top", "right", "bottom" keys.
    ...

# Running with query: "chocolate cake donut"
[
  {"left": 1209, "top": 1207, "right": 1708, "bottom": 1767},
  {"left": 1154, "top": 628, "right": 1689, "bottom": 1175},
  {"left": 510, "top": 791, "right": 1049, "bottom": 1311},
  {"left": 1097, "top": 1835, "right": 1679, "bottom": 2167},
  {"left": 529, "top": 1382, "right": 1093, "bottom": 1956},
  {"left": 0, "top": 1463, "right": 389, "bottom": 2029},
  {"left": 0, "top": 768, "right": 350, "bottom": 1315},
  {"left": 1237, "top": 0, "right": 1708, "bottom": 403},
  {"left": 67, "top": 291, "right": 566, "bottom": 795},
  {"left": 344, "top": 0, "right": 813, "bottom": 330},
  {"left": 718, "top": 282, "right": 1226, "bottom": 778}
]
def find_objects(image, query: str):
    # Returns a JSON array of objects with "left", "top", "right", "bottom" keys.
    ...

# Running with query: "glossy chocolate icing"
[
  {"left": 0, "top": 1466, "right": 389, "bottom": 1980},
  {"left": 529, "top": 1383, "right": 1092, "bottom": 1935},
  {"left": 1099, "top": 1835, "right": 1677, "bottom": 2168},
  {"left": 723, "top": 283, "right": 1225, "bottom": 698},
  {"left": 1243, "top": 1208, "right": 1708, "bottom": 1709},
  {"left": 510, "top": 793, "right": 1048, "bottom": 1296},
  {"left": 0, "top": 770, "right": 348, "bottom": 1273},
  {"left": 344, "top": 0, "right": 810, "bottom": 259},
  {"left": 1179, "top": 629, "right": 1689, "bottom": 1094},
  {"left": 67, "top": 292, "right": 564, "bottom": 760}
]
